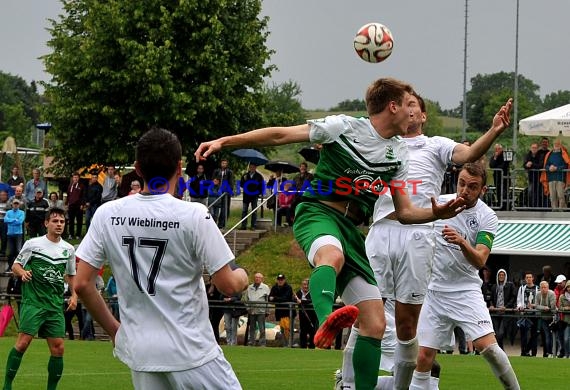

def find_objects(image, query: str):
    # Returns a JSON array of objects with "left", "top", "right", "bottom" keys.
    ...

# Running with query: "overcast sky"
[{"left": 1, "top": 0, "right": 569, "bottom": 110}]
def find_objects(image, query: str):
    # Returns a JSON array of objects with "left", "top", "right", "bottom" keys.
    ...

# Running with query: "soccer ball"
[{"left": 353, "top": 22, "right": 394, "bottom": 63}]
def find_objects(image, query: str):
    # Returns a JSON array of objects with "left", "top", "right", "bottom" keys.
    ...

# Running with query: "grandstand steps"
[{"left": 223, "top": 229, "right": 268, "bottom": 257}]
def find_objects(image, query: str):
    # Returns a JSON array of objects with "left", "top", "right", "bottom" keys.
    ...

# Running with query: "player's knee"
[
  {"left": 416, "top": 347, "right": 436, "bottom": 371},
  {"left": 357, "top": 307, "right": 385, "bottom": 338},
  {"left": 314, "top": 247, "right": 344, "bottom": 273},
  {"left": 396, "top": 321, "right": 417, "bottom": 340},
  {"left": 48, "top": 342, "right": 65, "bottom": 356}
]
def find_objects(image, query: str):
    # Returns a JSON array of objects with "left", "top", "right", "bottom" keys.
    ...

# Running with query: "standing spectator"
[
  {"left": 8, "top": 185, "right": 27, "bottom": 212},
  {"left": 541, "top": 139, "right": 570, "bottom": 210},
  {"left": 276, "top": 181, "right": 295, "bottom": 226},
  {"left": 524, "top": 143, "right": 548, "bottom": 207},
  {"left": 4, "top": 199, "right": 25, "bottom": 272},
  {"left": 295, "top": 278, "right": 317, "bottom": 349},
  {"left": 63, "top": 280, "right": 83, "bottom": 340},
  {"left": 85, "top": 174, "right": 103, "bottom": 232},
  {"left": 489, "top": 144, "right": 509, "bottom": 210},
  {"left": 245, "top": 272, "right": 270, "bottom": 347},
  {"left": 207, "top": 178, "right": 222, "bottom": 224},
  {"left": 0, "top": 190, "right": 9, "bottom": 256},
  {"left": 66, "top": 173, "right": 86, "bottom": 240},
  {"left": 222, "top": 292, "right": 242, "bottom": 346},
  {"left": 558, "top": 280, "right": 570, "bottom": 358},
  {"left": 489, "top": 269, "right": 517, "bottom": 350},
  {"left": 537, "top": 265, "right": 557, "bottom": 290},
  {"left": 3, "top": 207, "right": 76, "bottom": 390},
  {"left": 101, "top": 166, "right": 117, "bottom": 204},
  {"left": 269, "top": 274, "right": 296, "bottom": 346},
  {"left": 114, "top": 173, "right": 124, "bottom": 198},
  {"left": 516, "top": 271, "right": 539, "bottom": 356},
  {"left": 480, "top": 266, "right": 494, "bottom": 308},
  {"left": 539, "top": 137, "right": 550, "bottom": 155},
  {"left": 240, "top": 163, "right": 264, "bottom": 230},
  {"left": 7, "top": 273, "right": 22, "bottom": 314},
  {"left": 106, "top": 275, "right": 119, "bottom": 322},
  {"left": 189, "top": 163, "right": 209, "bottom": 205},
  {"left": 128, "top": 180, "right": 141, "bottom": 195},
  {"left": 24, "top": 168, "right": 47, "bottom": 204},
  {"left": 293, "top": 161, "right": 314, "bottom": 191},
  {"left": 26, "top": 188, "right": 50, "bottom": 238},
  {"left": 213, "top": 159, "right": 235, "bottom": 229},
  {"left": 7, "top": 166, "right": 24, "bottom": 196},
  {"left": 81, "top": 271, "right": 105, "bottom": 341},
  {"left": 534, "top": 281, "right": 557, "bottom": 358},
  {"left": 206, "top": 276, "right": 224, "bottom": 343},
  {"left": 553, "top": 274, "right": 567, "bottom": 357}
]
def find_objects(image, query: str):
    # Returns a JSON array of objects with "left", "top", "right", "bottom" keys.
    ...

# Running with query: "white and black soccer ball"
[{"left": 353, "top": 22, "right": 394, "bottom": 63}]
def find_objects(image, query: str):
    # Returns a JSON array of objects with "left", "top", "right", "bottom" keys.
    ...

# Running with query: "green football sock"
[
  {"left": 47, "top": 356, "right": 63, "bottom": 390},
  {"left": 353, "top": 335, "right": 382, "bottom": 390},
  {"left": 4, "top": 347, "right": 24, "bottom": 390},
  {"left": 309, "top": 265, "right": 337, "bottom": 326}
]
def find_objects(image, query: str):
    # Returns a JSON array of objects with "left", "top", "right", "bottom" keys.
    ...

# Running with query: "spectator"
[
  {"left": 206, "top": 276, "right": 224, "bottom": 343},
  {"left": 277, "top": 181, "right": 295, "bottom": 226},
  {"left": 26, "top": 188, "right": 50, "bottom": 238},
  {"left": 523, "top": 142, "right": 548, "bottom": 207},
  {"left": 534, "top": 281, "right": 557, "bottom": 358},
  {"left": 189, "top": 163, "right": 209, "bottom": 205},
  {"left": 295, "top": 278, "right": 317, "bottom": 349},
  {"left": 539, "top": 137, "right": 550, "bottom": 156},
  {"left": 480, "top": 266, "right": 494, "bottom": 308},
  {"left": 239, "top": 163, "right": 263, "bottom": 230},
  {"left": 293, "top": 161, "right": 314, "bottom": 191},
  {"left": 537, "top": 265, "right": 557, "bottom": 291},
  {"left": 66, "top": 173, "right": 86, "bottom": 240},
  {"left": 114, "top": 173, "right": 124, "bottom": 198},
  {"left": 516, "top": 271, "right": 539, "bottom": 356},
  {"left": 207, "top": 177, "right": 222, "bottom": 224},
  {"left": 222, "top": 292, "right": 243, "bottom": 346},
  {"left": 24, "top": 168, "right": 47, "bottom": 204},
  {"left": 213, "top": 159, "right": 235, "bottom": 229},
  {"left": 558, "top": 280, "right": 570, "bottom": 358},
  {"left": 6, "top": 274, "right": 22, "bottom": 314},
  {"left": 267, "top": 169, "right": 287, "bottom": 194},
  {"left": 553, "top": 274, "right": 567, "bottom": 357},
  {"left": 81, "top": 272, "right": 105, "bottom": 341},
  {"left": 7, "top": 166, "right": 24, "bottom": 195},
  {"left": 128, "top": 180, "right": 141, "bottom": 195},
  {"left": 4, "top": 199, "right": 25, "bottom": 272},
  {"left": 541, "top": 139, "right": 570, "bottom": 210},
  {"left": 489, "top": 269, "right": 517, "bottom": 350},
  {"left": 84, "top": 174, "right": 103, "bottom": 232},
  {"left": 63, "top": 280, "right": 83, "bottom": 340},
  {"left": 47, "top": 192, "right": 64, "bottom": 209},
  {"left": 106, "top": 275, "right": 119, "bottom": 322},
  {"left": 0, "top": 190, "right": 9, "bottom": 256},
  {"left": 245, "top": 272, "right": 270, "bottom": 347},
  {"left": 8, "top": 185, "right": 27, "bottom": 212},
  {"left": 269, "top": 274, "right": 296, "bottom": 347},
  {"left": 489, "top": 144, "right": 509, "bottom": 210},
  {"left": 101, "top": 166, "right": 118, "bottom": 204}
]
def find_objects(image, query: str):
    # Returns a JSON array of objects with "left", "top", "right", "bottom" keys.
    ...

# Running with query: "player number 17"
[{"left": 122, "top": 236, "right": 168, "bottom": 295}]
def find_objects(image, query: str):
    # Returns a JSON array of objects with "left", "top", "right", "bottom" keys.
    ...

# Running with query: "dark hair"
[
  {"left": 136, "top": 127, "right": 182, "bottom": 182},
  {"left": 365, "top": 78, "right": 415, "bottom": 116},
  {"left": 72, "top": 172, "right": 79, "bottom": 177},
  {"left": 460, "top": 162, "right": 487, "bottom": 185},
  {"left": 48, "top": 191, "right": 59, "bottom": 200},
  {"left": 524, "top": 271, "right": 534, "bottom": 278},
  {"left": 412, "top": 92, "right": 426, "bottom": 113},
  {"left": 45, "top": 207, "right": 66, "bottom": 221}
]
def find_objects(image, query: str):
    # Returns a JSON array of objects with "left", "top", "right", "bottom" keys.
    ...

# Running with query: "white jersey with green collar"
[
  {"left": 429, "top": 194, "right": 498, "bottom": 292},
  {"left": 305, "top": 114, "right": 409, "bottom": 218}
]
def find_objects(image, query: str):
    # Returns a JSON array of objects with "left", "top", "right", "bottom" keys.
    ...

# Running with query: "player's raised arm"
[
  {"left": 451, "top": 98, "right": 512, "bottom": 165},
  {"left": 391, "top": 188, "right": 465, "bottom": 224},
  {"left": 195, "top": 124, "right": 310, "bottom": 161}
]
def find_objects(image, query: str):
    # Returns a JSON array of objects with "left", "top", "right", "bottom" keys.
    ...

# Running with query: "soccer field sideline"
[{"left": 0, "top": 338, "right": 567, "bottom": 389}]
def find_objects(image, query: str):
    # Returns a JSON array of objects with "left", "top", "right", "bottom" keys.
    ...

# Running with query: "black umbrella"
[
  {"left": 298, "top": 146, "right": 320, "bottom": 164},
  {"left": 231, "top": 149, "right": 269, "bottom": 166},
  {"left": 264, "top": 161, "right": 300, "bottom": 174}
]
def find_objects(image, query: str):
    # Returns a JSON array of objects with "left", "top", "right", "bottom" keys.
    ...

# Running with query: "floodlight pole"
[
  {"left": 513, "top": 0, "right": 519, "bottom": 157},
  {"left": 461, "top": 0, "right": 469, "bottom": 141}
]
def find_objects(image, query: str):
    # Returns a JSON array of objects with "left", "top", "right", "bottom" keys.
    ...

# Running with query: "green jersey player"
[
  {"left": 196, "top": 77, "right": 466, "bottom": 390},
  {"left": 3, "top": 207, "right": 76, "bottom": 390}
]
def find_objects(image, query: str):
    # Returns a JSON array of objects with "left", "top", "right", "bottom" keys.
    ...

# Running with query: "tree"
[
  {"left": 423, "top": 99, "right": 444, "bottom": 137},
  {"left": 330, "top": 99, "right": 366, "bottom": 111},
  {"left": 259, "top": 80, "right": 305, "bottom": 127},
  {"left": 42, "top": 0, "right": 274, "bottom": 175},
  {"left": 543, "top": 90, "right": 570, "bottom": 111},
  {"left": 465, "top": 72, "right": 541, "bottom": 132}
]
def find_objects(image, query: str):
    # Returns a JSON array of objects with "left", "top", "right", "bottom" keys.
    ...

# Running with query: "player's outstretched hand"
[
  {"left": 492, "top": 98, "right": 513, "bottom": 132},
  {"left": 194, "top": 140, "right": 222, "bottom": 162},
  {"left": 431, "top": 197, "right": 466, "bottom": 220},
  {"left": 21, "top": 270, "right": 32, "bottom": 283}
]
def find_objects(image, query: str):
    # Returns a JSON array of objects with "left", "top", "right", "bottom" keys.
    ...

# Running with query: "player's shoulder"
[{"left": 474, "top": 199, "right": 497, "bottom": 220}]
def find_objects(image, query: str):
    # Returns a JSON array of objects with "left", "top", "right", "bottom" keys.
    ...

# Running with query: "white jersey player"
[
  {"left": 74, "top": 128, "right": 248, "bottom": 390},
  {"left": 362, "top": 94, "right": 512, "bottom": 390},
  {"left": 410, "top": 163, "right": 520, "bottom": 390}
]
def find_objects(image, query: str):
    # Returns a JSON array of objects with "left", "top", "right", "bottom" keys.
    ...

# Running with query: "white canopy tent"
[{"left": 519, "top": 104, "right": 570, "bottom": 137}]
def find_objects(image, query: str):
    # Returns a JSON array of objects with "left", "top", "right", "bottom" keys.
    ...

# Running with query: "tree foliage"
[
  {"left": 543, "top": 90, "right": 570, "bottom": 111},
  {"left": 0, "top": 71, "right": 40, "bottom": 147},
  {"left": 42, "top": 0, "right": 274, "bottom": 175},
  {"left": 330, "top": 99, "right": 366, "bottom": 112},
  {"left": 465, "top": 72, "right": 541, "bottom": 132},
  {"left": 259, "top": 80, "right": 305, "bottom": 127}
]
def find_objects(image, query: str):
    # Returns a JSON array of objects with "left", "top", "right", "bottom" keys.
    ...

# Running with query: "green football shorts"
[
  {"left": 19, "top": 304, "right": 65, "bottom": 339},
  {"left": 293, "top": 200, "right": 376, "bottom": 295}
]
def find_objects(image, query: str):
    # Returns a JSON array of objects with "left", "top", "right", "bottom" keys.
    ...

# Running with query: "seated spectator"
[
  {"left": 128, "top": 180, "right": 141, "bottom": 195},
  {"left": 277, "top": 182, "right": 295, "bottom": 226}
]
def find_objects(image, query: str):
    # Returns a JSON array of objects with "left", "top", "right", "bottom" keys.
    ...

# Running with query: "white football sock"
[
  {"left": 393, "top": 337, "right": 418, "bottom": 389},
  {"left": 375, "top": 375, "right": 394, "bottom": 390},
  {"left": 481, "top": 343, "right": 520, "bottom": 389},
  {"left": 341, "top": 325, "right": 359, "bottom": 387},
  {"left": 409, "top": 370, "right": 430, "bottom": 390},
  {"left": 429, "top": 376, "right": 440, "bottom": 390}
]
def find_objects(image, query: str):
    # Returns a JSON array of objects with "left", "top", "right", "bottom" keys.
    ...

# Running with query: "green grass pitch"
[{"left": 0, "top": 338, "right": 567, "bottom": 389}]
